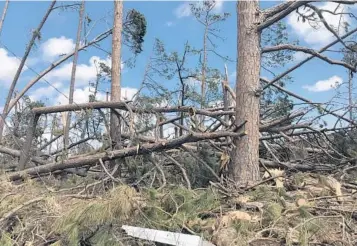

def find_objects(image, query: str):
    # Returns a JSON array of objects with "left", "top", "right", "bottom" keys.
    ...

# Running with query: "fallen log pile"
[{"left": 0, "top": 98, "right": 355, "bottom": 183}]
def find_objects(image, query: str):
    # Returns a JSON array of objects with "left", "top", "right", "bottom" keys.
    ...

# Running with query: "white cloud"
[
  {"left": 287, "top": 2, "right": 352, "bottom": 47},
  {"left": 293, "top": 52, "right": 310, "bottom": 62},
  {"left": 303, "top": 75, "right": 343, "bottom": 92},
  {"left": 41, "top": 36, "right": 75, "bottom": 61},
  {"left": 108, "top": 87, "right": 138, "bottom": 101},
  {"left": 121, "top": 87, "right": 138, "bottom": 101},
  {"left": 55, "top": 86, "right": 138, "bottom": 105},
  {"left": 174, "top": 0, "right": 224, "bottom": 19},
  {"left": 166, "top": 21, "right": 174, "bottom": 27},
  {"left": 229, "top": 71, "right": 236, "bottom": 80},
  {"left": 29, "top": 82, "right": 63, "bottom": 102},
  {"left": 214, "top": 0, "right": 224, "bottom": 13},
  {"left": 186, "top": 77, "right": 201, "bottom": 87},
  {"left": 0, "top": 48, "right": 26, "bottom": 87},
  {"left": 174, "top": 2, "right": 191, "bottom": 18},
  {"left": 56, "top": 86, "right": 106, "bottom": 105},
  {"left": 45, "top": 56, "right": 117, "bottom": 87}
]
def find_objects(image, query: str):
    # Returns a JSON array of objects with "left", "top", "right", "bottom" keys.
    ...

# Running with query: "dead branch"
[
  {"left": 147, "top": 155, "right": 166, "bottom": 191},
  {"left": 306, "top": 3, "right": 357, "bottom": 53},
  {"left": 162, "top": 152, "right": 191, "bottom": 190},
  {"left": 0, "top": 197, "right": 45, "bottom": 228},
  {"left": 0, "top": 145, "right": 46, "bottom": 165},
  {"left": 260, "top": 159, "right": 336, "bottom": 172},
  {"left": 262, "top": 44, "right": 356, "bottom": 71},
  {"left": 260, "top": 111, "right": 305, "bottom": 131},
  {"left": 262, "top": 26, "right": 357, "bottom": 90},
  {"left": 31, "top": 102, "right": 234, "bottom": 118},
  {"left": 259, "top": 1, "right": 311, "bottom": 31},
  {"left": 6, "top": 29, "right": 113, "bottom": 114},
  {"left": 0, "top": 0, "right": 57, "bottom": 142},
  {"left": 261, "top": 77, "right": 357, "bottom": 126},
  {"left": 181, "top": 145, "right": 220, "bottom": 181}
]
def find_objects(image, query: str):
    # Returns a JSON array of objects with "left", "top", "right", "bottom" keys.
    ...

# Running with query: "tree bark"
[
  {"left": 8, "top": 130, "right": 243, "bottom": 181},
  {"left": 110, "top": 0, "right": 123, "bottom": 148},
  {"left": 230, "top": 1, "right": 261, "bottom": 184},
  {"left": 0, "top": 0, "right": 56, "bottom": 142},
  {"left": 63, "top": 0, "right": 85, "bottom": 150}
]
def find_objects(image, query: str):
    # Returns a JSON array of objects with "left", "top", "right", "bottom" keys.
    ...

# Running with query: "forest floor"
[{"left": 0, "top": 171, "right": 356, "bottom": 246}]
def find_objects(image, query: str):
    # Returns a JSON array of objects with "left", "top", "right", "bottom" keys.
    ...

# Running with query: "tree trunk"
[
  {"left": 230, "top": 0, "right": 261, "bottom": 185},
  {"left": 110, "top": 0, "right": 123, "bottom": 148},
  {"left": 64, "top": 0, "right": 85, "bottom": 151}
]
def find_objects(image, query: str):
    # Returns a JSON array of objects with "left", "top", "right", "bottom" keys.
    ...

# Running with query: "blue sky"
[{"left": 0, "top": 1, "right": 355, "bottom": 127}]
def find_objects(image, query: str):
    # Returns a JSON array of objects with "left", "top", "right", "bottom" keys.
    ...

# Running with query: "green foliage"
[
  {"left": 260, "top": 21, "right": 297, "bottom": 121},
  {"left": 123, "top": 9, "right": 147, "bottom": 55},
  {"left": 0, "top": 233, "right": 15, "bottom": 246},
  {"left": 263, "top": 202, "right": 283, "bottom": 224},
  {"left": 190, "top": 0, "right": 230, "bottom": 26},
  {"left": 54, "top": 186, "right": 138, "bottom": 245},
  {"left": 6, "top": 95, "right": 46, "bottom": 148},
  {"left": 142, "top": 186, "right": 220, "bottom": 231}
]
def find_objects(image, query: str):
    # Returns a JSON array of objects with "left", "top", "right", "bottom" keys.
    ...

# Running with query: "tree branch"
[
  {"left": 259, "top": 1, "right": 312, "bottom": 31},
  {"left": 262, "top": 44, "right": 356, "bottom": 71},
  {"left": 262, "top": 26, "right": 357, "bottom": 90}
]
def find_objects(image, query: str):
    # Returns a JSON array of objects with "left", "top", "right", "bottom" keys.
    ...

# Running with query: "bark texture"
[
  {"left": 231, "top": 1, "right": 261, "bottom": 184},
  {"left": 110, "top": 0, "right": 123, "bottom": 147}
]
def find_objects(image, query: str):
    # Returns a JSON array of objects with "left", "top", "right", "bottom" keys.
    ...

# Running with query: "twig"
[
  {"left": 99, "top": 158, "right": 124, "bottom": 184},
  {"left": 163, "top": 152, "right": 191, "bottom": 190},
  {"left": 0, "top": 197, "right": 45, "bottom": 227}
]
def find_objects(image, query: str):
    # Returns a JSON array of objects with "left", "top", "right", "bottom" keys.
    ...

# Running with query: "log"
[
  {"left": 32, "top": 102, "right": 234, "bottom": 118},
  {"left": 7, "top": 131, "right": 244, "bottom": 181},
  {"left": 260, "top": 159, "right": 335, "bottom": 172},
  {"left": 0, "top": 145, "right": 46, "bottom": 165}
]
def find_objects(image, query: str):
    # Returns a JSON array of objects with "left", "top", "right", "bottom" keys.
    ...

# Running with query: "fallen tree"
[{"left": 8, "top": 130, "right": 245, "bottom": 181}]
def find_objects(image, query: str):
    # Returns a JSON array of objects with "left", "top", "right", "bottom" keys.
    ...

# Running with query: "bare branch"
[
  {"left": 262, "top": 44, "right": 356, "bottom": 71},
  {"left": 259, "top": 1, "right": 312, "bottom": 31},
  {"left": 306, "top": 3, "right": 356, "bottom": 53},
  {"left": 261, "top": 77, "right": 357, "bottom": 126},
  {"left": 6, "top": 29, "right": 112, "bottom": 114},
  {"left": 262, "top": 26, "right": 357, "bottom": 90},
  {"left": 0, "top": 0, "right": 56, "bottom": 141}
]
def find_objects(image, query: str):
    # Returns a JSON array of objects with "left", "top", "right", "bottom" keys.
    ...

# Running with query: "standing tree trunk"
[
  {"left": 0, "top": 0, "right": 56, "bottom": 142},
  {"left": 230, "top": 0, "right": 261, "bottom": 184},
  {"left": 63, "top": 0, "right": 85, "bottom": 151},
  {"left": 110, "top": 0, "right": 123, "bottom": 149}
]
